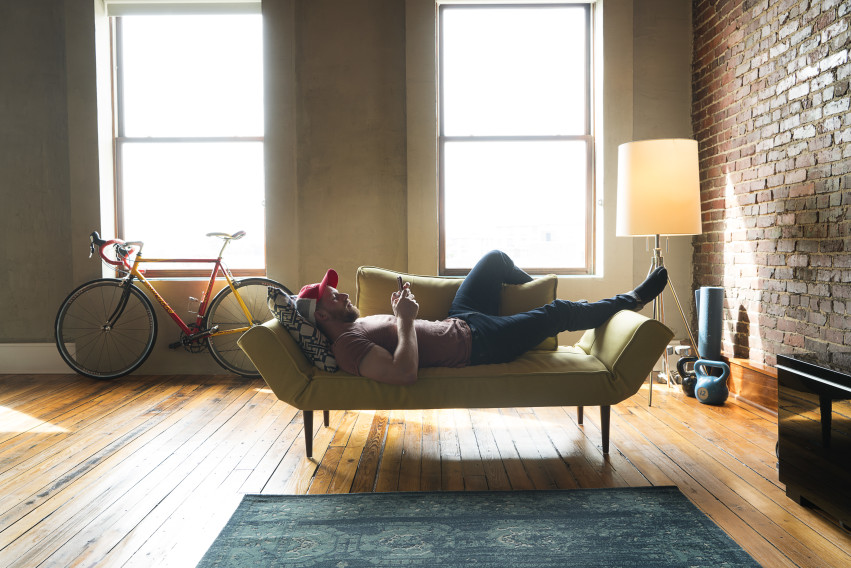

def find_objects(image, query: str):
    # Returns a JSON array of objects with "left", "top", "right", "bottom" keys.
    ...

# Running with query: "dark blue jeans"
[{"left": 448, "top": 251, "right": 636, "bottom": 365}]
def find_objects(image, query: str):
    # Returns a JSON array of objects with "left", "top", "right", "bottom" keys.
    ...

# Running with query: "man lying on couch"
[{"left": 295, "top": 250, "right": 667, "bottom": 385}]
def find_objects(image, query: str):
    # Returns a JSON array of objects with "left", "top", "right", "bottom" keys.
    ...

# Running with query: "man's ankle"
[{"left": 629, "top": 266, "right": 668, "bottom": 310}]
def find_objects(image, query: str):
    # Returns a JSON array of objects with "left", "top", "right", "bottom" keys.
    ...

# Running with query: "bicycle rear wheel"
[
  {"left": 55, "top": 279, "right": 157, "bottom": 380},
  {"left": 204, "top": 277, "right": 290, "bottom": 377}
]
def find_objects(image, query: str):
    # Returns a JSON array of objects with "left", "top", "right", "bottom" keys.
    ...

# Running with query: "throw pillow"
[
  {"left": 267, "top": 287, "right": 338, "bottom": 372},
  {"left": 500, "top": 274, "right": 559, "bottom": 350}
]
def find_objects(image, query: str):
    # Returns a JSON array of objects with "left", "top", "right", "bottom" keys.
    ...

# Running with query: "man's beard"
[{"left": 342, "top": 303, "right": 360, "bottom": 323}]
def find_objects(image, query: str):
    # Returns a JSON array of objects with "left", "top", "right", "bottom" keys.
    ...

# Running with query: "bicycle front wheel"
[
  {"left": 55, "top": 279, "right": 158, "bottom": 379},
  {"left": 204, "top": 277, "right": 290, "bottom": 377}
]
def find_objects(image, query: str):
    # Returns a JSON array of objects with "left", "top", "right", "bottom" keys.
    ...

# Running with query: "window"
[
  {"left": 113, "top": 13, "right": 264, "bottom": 275},
  {"left": 439, "top": 4, "right": 593, "bottom": 275}
]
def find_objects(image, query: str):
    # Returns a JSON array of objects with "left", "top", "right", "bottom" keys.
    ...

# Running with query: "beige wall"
[
  {"left": 1, "top": 2, "right": 79, "bottom": 343},
  {"left": 266, "top": 0, "right": 409, "bottom": 297},
  {"left": 0, "top": 0, "right": 693, "bottom": 374},
  {"left": 631, "top": 0, "right": 695, "bottom": 340}
]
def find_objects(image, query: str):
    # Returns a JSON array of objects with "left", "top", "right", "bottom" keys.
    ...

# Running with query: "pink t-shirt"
[{"left": 331, "top": 315, "right": 472, "bottom": 376}]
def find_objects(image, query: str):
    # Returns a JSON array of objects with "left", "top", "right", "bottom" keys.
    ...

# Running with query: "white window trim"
[
  {"left": 103, "top": 0, "right": 260, "bottom": 16},
  {"left": 436, "top": 2, "right": 596, "bottom": 275},
  {"left": 107, "top": 7, "right": 265, "bottom": 277},
  {"left": 406, "top": 0, "right": 619, "bottom": 281}
]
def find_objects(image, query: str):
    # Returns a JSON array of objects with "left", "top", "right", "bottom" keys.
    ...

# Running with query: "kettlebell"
[
  {"left": 677, "top": 356, "right": 698, "bottom": 397},
  {"left": 694, "top": 359, "right": 730, "bottom": 405}
]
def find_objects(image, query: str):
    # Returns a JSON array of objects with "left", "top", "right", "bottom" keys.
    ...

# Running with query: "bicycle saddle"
[{"left": 206, "top": 231, "right": 246, "bottom": 240}]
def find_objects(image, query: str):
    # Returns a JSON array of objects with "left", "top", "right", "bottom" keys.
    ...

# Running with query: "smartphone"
[{"left": 397, "top": 276, "right": 404, "bottom": 292}]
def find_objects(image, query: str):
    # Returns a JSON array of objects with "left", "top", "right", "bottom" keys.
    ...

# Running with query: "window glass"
[
  {"left": 443, "top": 140, "right": 588, "bottom": 269},
  {"left": 120, "top": 142, "right": 265, "bottom": 269},
  {"left": 442, "top": 8, "right": 587, "bottom": 137},
  {"left": 120, "top": 15, "right": 263, "bottom": 137},
  {"left": 440, "top": 5, "right": 592, "bottom": 274},
  {"left": 115, "top": 14, "right": 264, "bottom": 273}
]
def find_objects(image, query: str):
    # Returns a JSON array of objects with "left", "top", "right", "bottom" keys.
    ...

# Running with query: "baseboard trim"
[
  {"left": 728, "top": 391, "right": 777, "bottom": 417},
  {"left": 727, "top": 357, "right": 778, "bottom": 415},
  {"left": 0, "top": 343, "right": 70, "bottom": 374}
]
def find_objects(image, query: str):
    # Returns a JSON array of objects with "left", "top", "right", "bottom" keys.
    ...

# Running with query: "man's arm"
[{"left": 357, "top": 287, "right": 419, "bottom": 385}]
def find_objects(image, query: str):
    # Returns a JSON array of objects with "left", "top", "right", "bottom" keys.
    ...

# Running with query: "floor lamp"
[{"left": 616, "top": 139, "right": 703, "bottom": 406}]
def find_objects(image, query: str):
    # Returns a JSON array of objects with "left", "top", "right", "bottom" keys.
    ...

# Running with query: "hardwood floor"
[{"left": 0, "top": 373, "right": 848, "bottom": 567}]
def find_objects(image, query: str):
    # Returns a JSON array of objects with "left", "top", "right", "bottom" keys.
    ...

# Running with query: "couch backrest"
[
  {"left": 356, "top": 267, "right": 462, "bottom": 320},
  {"left": 355, "top": 266, "right": 559, "bottom": 350}
]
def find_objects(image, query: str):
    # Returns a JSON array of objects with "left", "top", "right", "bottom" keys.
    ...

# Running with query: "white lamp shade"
[{"left": 616, "top": 139, "right": 702, "bottom": 236}]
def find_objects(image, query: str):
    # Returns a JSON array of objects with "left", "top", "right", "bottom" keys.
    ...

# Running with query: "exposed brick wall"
[{"left": 692, "top": 0, "right": 851, "bottom": 370}]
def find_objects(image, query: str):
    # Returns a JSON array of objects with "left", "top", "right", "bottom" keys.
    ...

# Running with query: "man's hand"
[{"left": 391, "top": 283, "right": 419, "bottom": 321}]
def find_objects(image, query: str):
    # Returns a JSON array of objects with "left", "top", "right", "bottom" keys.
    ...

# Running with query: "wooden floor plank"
[
  {"left": 437, "top": 409, "right": 465, "bottom": 492},
  {"left": 232, "top": 401, "right": 301, "bottom": 493},
  {"left": 0, "top": 378, "right": 128, "bottom": 457},
  {"left": 533, "top": 406, "right": 626, "bottom": 489},
  {"left": 499, "top": 408, "right": 563, "bottom": 490},
  {"left": 396, "top": 409, "right": 424, "bottom": 492},
  {"left": 233, "top": 399, "right": 301, "bottom": 472},
  {"left": 55, "top": 385, "right": 278, "bottom": 568},
  {"left": 308, "top": 445, "right": 344, "bottom": 495},
  {"left": 3, "top": 380, "right": 259, "bottom": 567},
  {"left": 480, "top": 408, "right": 535, "bottom": 491},
  {"left": 454, "top": 410, "right": 491, "bottom": 491},
  {"left": 419, "top": 409, "right": 442, "bottom": 492},
  {"left": 349, "top": 410, "right": 389, "bottom": 493},
  {"left": 645, "top": 388, "right": 781, "bottom": 480},
  {"left": 251, "top": 416, "right": 310, "bottom": 494},
  {"left": 0, "top": 375, "right": 848, "bottom": 568},
  {"left": 0, "top": 379, "right": 228, "bottom": 550},
  {"left": 374, "top": 411, "right": 406, "bottom": 493},
  {"left": 512, "top": 407, "right": 582, "bottom": 490},
  {"left": 271, "top": 410, "right": 344, "bottom": 495},
  {"left": 0, "top": 378, "right": 205, "bottom": 502},
  {"left": 327, "top": 410, "right": 375, "bottom": 494},
  {"left": 159, "top": 468, "right": 249, "bottom": 568},
  {"left": 467, "top": 409, "right": 512, "bottom": 490}
]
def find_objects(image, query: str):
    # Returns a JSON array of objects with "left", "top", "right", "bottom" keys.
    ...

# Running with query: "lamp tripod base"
[{"left": 646, "top": 235, "right": 700, "bottom": 407}]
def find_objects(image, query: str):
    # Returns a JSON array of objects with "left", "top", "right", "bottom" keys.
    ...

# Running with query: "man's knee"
[
  {"left": 483, "top": 249, "right": 509, "bottom": 261},
  {"left": 481, "top": 249, "right": 513, "bottom": 268}
]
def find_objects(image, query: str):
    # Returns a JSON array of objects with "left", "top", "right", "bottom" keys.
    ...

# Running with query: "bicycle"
[{"left": 54, "top": 231, "right": 292, "bottom": 380}]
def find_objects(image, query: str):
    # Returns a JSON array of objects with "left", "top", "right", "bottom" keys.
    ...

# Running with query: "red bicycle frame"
[{"left": 97, "top": 234, "right": 252, "bottom": 338}]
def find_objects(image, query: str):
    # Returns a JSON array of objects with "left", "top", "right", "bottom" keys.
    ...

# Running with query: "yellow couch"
[{"left": 238, "top": 266, "right": 673, "bottom": 457}]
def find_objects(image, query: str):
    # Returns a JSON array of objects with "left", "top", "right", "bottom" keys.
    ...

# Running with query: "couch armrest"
[
  {"left": 577, "top": 310, "right": 673, "bottom": 385},
  {"left": 237, "top": 319, "right": 313, "bottom": 405}
]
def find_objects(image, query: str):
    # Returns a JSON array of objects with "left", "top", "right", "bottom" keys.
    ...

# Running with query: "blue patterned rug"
[{"left": 197, "top": 487, "right": 759, "bottom": 567}]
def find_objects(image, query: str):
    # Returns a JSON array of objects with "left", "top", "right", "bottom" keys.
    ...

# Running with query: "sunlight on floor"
[
  {"left": 0, "top": 406, "right": 68, "bottom": 433},
  {"left": 465, "top": 408, "right": 561, "bottom": 429}
]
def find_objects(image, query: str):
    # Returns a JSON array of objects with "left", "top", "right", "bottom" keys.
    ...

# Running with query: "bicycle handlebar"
[{"left": 89, "top": 231, "right": 141, "bottom": 270}]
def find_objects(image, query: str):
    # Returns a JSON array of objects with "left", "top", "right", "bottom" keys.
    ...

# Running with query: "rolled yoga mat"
[{"left": 695, "top": 286, "right": 724, "bottom": 361}]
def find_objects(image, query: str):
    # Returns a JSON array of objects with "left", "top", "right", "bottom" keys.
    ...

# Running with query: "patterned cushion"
[{"left": 267, "top": 287, "right": 338, "bottom": 372}]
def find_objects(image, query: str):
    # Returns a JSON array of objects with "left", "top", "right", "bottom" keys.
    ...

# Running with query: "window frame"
[
  {"left": 111, "top": 15, "right": 266, "bottom": 278},
  {"left": 437, "top": 3, "right": 595, "bottom": 276}
]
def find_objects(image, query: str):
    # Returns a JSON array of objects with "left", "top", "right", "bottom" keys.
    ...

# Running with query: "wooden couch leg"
[
  {"left": 323, "top": 410, "right": 330, "bottom": 427},
  {"left": 303, "top": 410, "right": 314, "bottom": 458},
  {"left": 601, "top": 405, "right": 611, "bottom": 454},
  {"left": 577, "top": 406, "right": 584, "bottom": 425}
]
